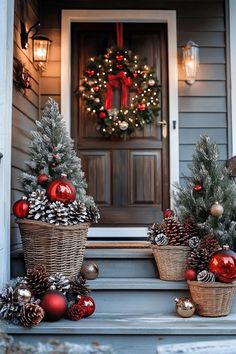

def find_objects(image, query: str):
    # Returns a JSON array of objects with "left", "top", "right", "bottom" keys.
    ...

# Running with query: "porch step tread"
[
  {"left": 4, "top": 313, "right": 236, "bottom": 335},
  {"left": 85, "top": 248, "right": 153, "bottom": 258},
  {"left": 88, "top": 278, "right": 187, "bottom": 290}
]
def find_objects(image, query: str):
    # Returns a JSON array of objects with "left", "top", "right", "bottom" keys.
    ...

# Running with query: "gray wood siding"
[
  {"left": 11, "top": 0, "right": 40, "bottom": 253},
  {"left": 39, "top": 0, "right": 227, "bottom": 182}
]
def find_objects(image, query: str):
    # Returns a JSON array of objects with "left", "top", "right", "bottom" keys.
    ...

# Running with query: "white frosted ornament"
[{"left": 119, "top": 121, "right": 129, "bottom": 131}]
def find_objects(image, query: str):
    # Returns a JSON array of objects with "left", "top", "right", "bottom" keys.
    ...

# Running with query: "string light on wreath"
[{"left": 80, "top": 25, "right": 161, "bottom": 139}]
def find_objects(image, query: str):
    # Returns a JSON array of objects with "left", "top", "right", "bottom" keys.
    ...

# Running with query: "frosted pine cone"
[
  {"left": 67, "top": 276, "right": 89, "bottom": 302},
  {"left": 68, "top": 201, "right": 87, "bottom": 225},
  {"left": 86, "top": 205, "right": 100, "bottom": 223},
  {"left": 189, "top": 236, "right": 200, "bottom": 249},
  {"left": 46, "top": 201, "right": 68, "bottom": 225},
  {"left": 197, "top": 270, "right": 215, "bottom": 282},
  {"left": 20, "top": 303, "right": 44, "bottom": 327},
  {"left": 48, "top": 273, "right": 70, "bottom": 295},
  {"left": 154, "top": 233, "right": 169, "bottom": 246},
  {"left": 147, "top": 223, "right": 162, "bottom": 244},
  {"left": 0, "top": 284, "right": 20, "bottom": 319},
  {"left": 28, "top": 189, "right": 48, "bottom": 221}
]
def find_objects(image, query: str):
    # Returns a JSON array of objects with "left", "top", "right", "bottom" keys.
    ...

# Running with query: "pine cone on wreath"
[
  {"left": 183, "top": 218, "right": 199, "bottom": 238},
  {"left": 28, "top": 189, "right": 49, "bottom": 221},
  {"left": 0, "top": 285, "right": 20, "bottom": 319},
  {"left": 46, "top": 201, "right": 68, "bottom": 225},
  {"left": 85, "top": 205, "right": 100, "bottom": 223},
  {"left": 68, "top": 201, "right": 87, "bottom": 225},
  {"left": 68, "top": 302, "right": 85, "bottom": 321},
  {"left": 25, "top": 266, "right": 49, "bottom": 295},
  {"left": 162, "top": 217, "right": 189, "bottom": 246},
  {"left": 48, "top": 273, "right": 70, "bottom": 295},
  {"left": 67, "top": 275, "right": 90, "bottom": 302},
  {"left": 20, "top": 303, "right": 44, "bottom": 327}
]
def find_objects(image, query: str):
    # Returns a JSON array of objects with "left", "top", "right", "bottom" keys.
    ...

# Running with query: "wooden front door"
[{"left": 71, "top": 23, "right": 169, "bottom": 226}]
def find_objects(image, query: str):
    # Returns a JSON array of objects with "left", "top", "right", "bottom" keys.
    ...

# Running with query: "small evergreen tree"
[
  {"left": 21, "top": 97, "right": 96, "bottom": 209},
  {"left": 174, "top": 135, "right": 236, "bottom": 248}
]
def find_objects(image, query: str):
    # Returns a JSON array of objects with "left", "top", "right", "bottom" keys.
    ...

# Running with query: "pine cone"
[
  {"left": 197, "top": 270, "right": 215, "bottom": 282},
  {"left": 68, "top": 201, "right": 87, "bottom": 225},
  {"left": 20, "top": 303, "right": 44, "bottom": 327},
  {"left": 28, "top": 189, "right": 48, "bottom": 221},
  {"left": 189, "top": 236, "right": 200, "bottom": 249},
  {"left": 68, "top": 302, "right": 85, "bottom": 321},
  {"left": 183, "top": 218, "right": 199, "bottom": 238},
  {"left": 154, "top": 233, "right": 169, "bottom": 246},
  {"left": 86, "top": 205, "right": 100, "bottom": 223},
  {"left": 162, "top": 217, "right": 189, "bottom": 246},
  {"left": 46, "top": 201, "right": 68, "bottom": 225},
  {"left": 198, "top": 234, "right": 220, "bottom": 254},
  {"left": 147, "top": 223, "right": 163, "bottom": 244},
  {"left": 48, "top": 273, "right": 70, "bottom": 295},
  {"left": 0, "top": 285, "right": 20, "bottom": 319},
  {"left": 67, "top": 276, "right": 89, "bottom": 302},
  {"left": 26, "top": 266, "right": 49, "bottom": 295}
]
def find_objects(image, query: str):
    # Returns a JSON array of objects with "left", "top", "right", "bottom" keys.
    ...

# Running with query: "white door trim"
[
  {"left": 61, "top": 10, "right": 179, "bottom": 237},
  {"left": 229, "top": 0, "right": 236, "bottom": 155},
  {"left": 0, "top": 0, "right": 14, "bottom": 286}
]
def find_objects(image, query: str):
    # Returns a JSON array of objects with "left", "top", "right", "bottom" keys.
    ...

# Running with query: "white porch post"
[
  {"left": 0, "top": 0, "right": 14, "bottom": 287},
  {"left": 229, "top": 0, "right": 236, "bottom": 155}
]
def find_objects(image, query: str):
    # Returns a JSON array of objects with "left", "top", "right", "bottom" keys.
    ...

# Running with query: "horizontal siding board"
[
  {"left": 11, "top": 147, "right": 29, "bottom": 171},
  {"left": 178, "top": 32, "right": 225, "bottom": 47},
  {"left": 42, "top": 61, "right": 61, "bottom": 77},
  {"left": 177, "top": 17, "right": 225, "bottom": 32},
  {"left": 179, "top": 144, "right": 227, "bottom": 161},
  {"left": 178, "top": 81, "right": 226, "bottom": 97},
  {"left": 178, "top": 64, "right": 225, "bottom": 81},
  {"left": 13, "top": 87, "right": 39, "bottom": 120},
  {"left": 179, "top": 128, "right": 227, "bottom": 144},
  {"left": 179, "top": 113, "right": 227, "bottom": 128},
  {"left": 179, "top": 97, "right": 226, "bottom": 112},
  {"left": 11, "top": 167, "right": 24, "bottom": 192},
  {"left": 199, "top": 48, "right": 225, "bottom": 64},
  {"left": 41, "top": 77, "right": 60, "bottom": 95}
]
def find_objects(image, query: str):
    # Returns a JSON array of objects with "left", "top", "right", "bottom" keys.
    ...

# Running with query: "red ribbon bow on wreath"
[{"left": 105, "top": 71, "right": 132, "bottom": 110}]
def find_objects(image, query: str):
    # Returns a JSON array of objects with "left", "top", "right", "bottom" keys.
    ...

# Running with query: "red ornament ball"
[
  {"left": 37, "top": 174, "right": 49, "bottom": 186},
  {"left": 185, "top": 268, "right": 197, "bottom": 281},
  {"left": 40, "top": 291, "right": 68, "bottom": 321},
  {"left": 209, "top": 246, "right": 236, "bottom": 283},
  {"left": 93, "top": 85, "right": 99, "bottom": 92},
  {"left": 116, "top": 54, "right": 124, "bottom": 62},
  {"left": 116, "top": 63, "right": 123, "bottom": 70},
  {"left": 50, "top": 162, "right": 57, "bottom": 168},
  {"left": 193, "top": 184, "right": 203, "bottom": 192},
  {"left": 133, "top": 71, "right": 138, "bottom": 78},
  {"left": 76, "top": 295, "right": 95, "bottom": 317},
  {"left": 163, "top": 209, "right": 174, "bottom": 219},
  {"left": 47, "top": 174, "right": 76, "bottom": 204},
  {"left": 13, "top": 199, "right": 29, "bottom": 218},
  {"left": 99, "top": 111, "right": 107, "bottom": 119},
  {"left": 138, "top": 103, "right": 146, "bottom": 111},
  {"left": 86, "top": 69, "right": 95, "bottom": 77},
  {"left": 68, "top": 302, "right": 85, "bottom": 321}
]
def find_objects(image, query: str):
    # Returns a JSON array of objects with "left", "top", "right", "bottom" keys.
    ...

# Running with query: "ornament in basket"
[
  {"left": 12, "top": 98, "right": 100, "bottom": 277},
  {"left": 148, "top": 210, "right": 192, "bottom": 281}
]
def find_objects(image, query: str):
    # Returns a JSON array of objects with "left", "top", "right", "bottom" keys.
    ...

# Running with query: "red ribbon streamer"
[
  {"left": 105, "top": 71, "right": 132, "bottom": 110},
  {"left": 116, "top": 23, "right": 123, "bottom": 49}
]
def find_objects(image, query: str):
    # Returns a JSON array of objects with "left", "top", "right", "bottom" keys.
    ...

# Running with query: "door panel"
[{"left": 71, "top": 23, "right": 169, "bottom": 226}]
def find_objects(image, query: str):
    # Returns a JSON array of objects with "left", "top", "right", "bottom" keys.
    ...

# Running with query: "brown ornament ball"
[
  {"left": 210, "top": 201, "right": 224, "bottom": 217},
  {"left": 80, "top": 261, "right": 99, "bottom": 280},
  {"left": 175, "top": 297, "right": 196, "bottom": 318}
]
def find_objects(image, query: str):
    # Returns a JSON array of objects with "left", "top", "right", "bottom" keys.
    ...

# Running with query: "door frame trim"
[{"left": 61, "top": 10, "right": 179, "bottom": 236}]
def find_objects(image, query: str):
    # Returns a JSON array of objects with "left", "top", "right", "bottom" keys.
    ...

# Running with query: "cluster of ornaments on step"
[{"left": 13, "top": 174, "right": 100, "bottom": 225}]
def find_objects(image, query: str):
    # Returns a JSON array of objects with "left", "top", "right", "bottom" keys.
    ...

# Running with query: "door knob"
[{"left": 157, "top": 120, "right": 167, "bottom": 138}]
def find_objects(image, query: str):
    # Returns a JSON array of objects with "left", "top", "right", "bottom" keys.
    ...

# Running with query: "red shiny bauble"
[
  {"left": 116, "top": 54, "right": 124, "bottom": 62},
  {"left": 99, "top": 111, "right": 106, "bottom": 119},
  {"left": 136, "top": 88, "right": 142, "bottom": 95},
  {"left": 133, "top": 71, "right": 138, "bottom": 78},
  {"left": 46, "top": 174, "right": 76, "bottom": 204},
  {"left": 37, "top": 174, "right": 49, "bottom": 186},
  {"left": 93, "top": 85, "right": 99, "bottom": 92},
  {"left": 51, "top": 162, "right": 57, "bottom": 168},
  {"left": 40, "top": 291, "right": 68, "bottom": 321},
  {"left": 163, "top": 209, "right": 174, "bottom": 219},
  {"left": 193, "top": 184, "right": 203, "bottom": 191},
  {"left": 86, "top": 69, "right": 95, "bottom": 77},
  {"left": 209, "top": 246, "right": 236, "bottom": 283},
  {"left": 13, "top": 199, "right": 29, "bottom": 218},
  {"left": 185, "top": 268, "right": 197, "bottom": 281},
  {"left": 76, "top": 295, "right": 95, "bottom": 317},
  {"left": 116, "top": 63, "right": 123, "bottom": 70},
  {"left": 138, "top": 103, "right": 146, "bottom": 111}
]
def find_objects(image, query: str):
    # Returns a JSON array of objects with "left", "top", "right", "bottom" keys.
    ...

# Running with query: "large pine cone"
[
  {"left": 162, "top": 217, "right": 189, "bottom": 246},
  {"left": 68, "top": 201, "right": 87, "bottom": 225},
  {"left": 46, "top": 201, "right": 68, "bottom": 225},
  {"left": 28, "top": 189, "right": 48, "bottom": 221},
  {"left": 26, "top": 266, "right": 49, "bottom": 295},
  {"left": 183, "top": 218, "right": 199, "bottom": 238},
  {"left": 86, "top": 205, "right": 100, "bottom": 223},
  {"left": 0, "top": 285, "right": 20, "bottom": 319},
  {"left": 20, "top": 303, "right": 44, "bottom": 327},
  {"left": 48, "top": 273, "right": 70, "bottom": 295}
]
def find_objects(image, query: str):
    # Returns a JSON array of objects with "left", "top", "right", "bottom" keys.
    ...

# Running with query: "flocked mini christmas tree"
[{"left": 174, "top": 135, "right": 236, "bottom": 248}]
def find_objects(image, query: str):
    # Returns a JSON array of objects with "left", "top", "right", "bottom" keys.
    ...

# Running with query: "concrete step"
[{"left": 4, "top": 313, "right": 236, "bottom": 354}]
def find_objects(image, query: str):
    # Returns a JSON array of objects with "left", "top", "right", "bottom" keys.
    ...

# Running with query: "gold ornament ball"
[
  {"left": 14, "top": 285, "right": 32, "bottom": 305},
  {"left": 210, "top": 201, "right": 224, "bottom": 217},
  {"left": 148, "top": 79, "right": 155, "bottom": 86},
  {"left": 119, "top": 121, "right": 129, "bottom": 131},
  {"left": 175, "top": 297, "right": 195, "bottom": 318},
  {"left": 81, "top": 261, "right": 99, "bottom": 280}
]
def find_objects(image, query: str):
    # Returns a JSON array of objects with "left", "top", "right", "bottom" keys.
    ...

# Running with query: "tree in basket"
[{"left": 174, "top": 135, "right": 236, "bottom": 249}]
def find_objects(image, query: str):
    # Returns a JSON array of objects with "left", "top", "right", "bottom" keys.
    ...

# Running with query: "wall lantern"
[{"left": 182, "top": 41, "right": 199, "bottom": 85}]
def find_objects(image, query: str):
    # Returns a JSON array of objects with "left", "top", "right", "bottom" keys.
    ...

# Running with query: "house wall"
[
  {"left": 11, "top": 0, "right": 40, "bottom": 254},
  {"left": 39, "top": 0, "right": 228, "bottom": 182}
]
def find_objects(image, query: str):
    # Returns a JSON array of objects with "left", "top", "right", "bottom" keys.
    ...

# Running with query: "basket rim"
[
  {"left": 16, "top": 218, "right": 90, "bottom": 230},
  {"left": 151, "top": 245, "right": 190, "bottom": 250},
  {"left": 187, "top": 280, "right": 236, "bottom": 288}
]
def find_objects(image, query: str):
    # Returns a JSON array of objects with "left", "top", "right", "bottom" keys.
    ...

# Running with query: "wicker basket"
[
  {"left": 17, "top": 219, "right": 89, "bottom": 278},
  {"left": 188, "top": 280, "right": 236, "bottom": 317},
  {"left": 151, "top": 245, "right": 190, "bottom": 281}
]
